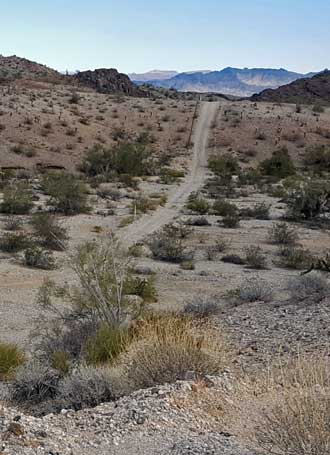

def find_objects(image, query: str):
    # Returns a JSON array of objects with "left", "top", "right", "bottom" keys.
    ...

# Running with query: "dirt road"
[{"left": 119, "top": 101, "right": 219, "bottom": 245}]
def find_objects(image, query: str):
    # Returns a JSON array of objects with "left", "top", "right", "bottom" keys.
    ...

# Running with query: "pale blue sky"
[{"left": 1, "top": 0, "right": 329, "bottom": 74}]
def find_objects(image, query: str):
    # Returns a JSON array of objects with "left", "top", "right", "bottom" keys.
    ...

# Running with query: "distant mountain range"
[
  {"left": 251, "top": 70, "right": 330, "bottom": 105},
  {"left": 129, "top": 67, "right": 318, "bottom": 97}
]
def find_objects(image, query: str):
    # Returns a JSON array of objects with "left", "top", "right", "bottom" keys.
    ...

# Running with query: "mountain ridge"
[{"left": 131, "top": 67, "right": 318, "bottom": 97}]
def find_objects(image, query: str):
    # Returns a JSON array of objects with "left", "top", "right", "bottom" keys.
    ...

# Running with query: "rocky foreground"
[{"left": 0, "top": 377, "right": 254, "bottom": 455}]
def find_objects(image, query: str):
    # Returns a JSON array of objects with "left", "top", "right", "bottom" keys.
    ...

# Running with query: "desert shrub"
[
  {"left": 288, "top": 273, "right": 329, "bottom": 303},
  {"left": 85, "top": 324, "right": 132, "bottom": 366},
  {"left": 238, "top": 276, "right": 273, "bottom": 302},
  {"left": 160, "top": 168, "right": 185, "bottom": 184},
  {"left": 222, "top": 214, "right": 240, "bottom": 228},
  {"left": 69, "top": 92, "right": 80, "bottom": 104},
  {"left": 42, "top": 172, "right": 89, "bottom": 215},
  {"left": 236, "top": 355, "right": 330, "bottom": 455},
  {"left": 4, "top": 216, "right": 23, "bottom": 231},
  {"left": 259, "top": 147, "right": 295, "bottom": 179},
  {"left": 121, "top": 315, "right": 228, "bottom": 389},
  {"left": 37, "top": 239, "right": 143, "bottom": 332},
  {"left": 58, "top": 366, "right": 116, "bottom": 411},
  {"left": 124, "top": 276, "right": 157, "bottom": 303},
  {"left": 212, "top": 199, "right": 238, "bottom": 216},
  {"left": 31, "top": 213, "right": 68, "bottom": 250},
  {"left": 208, "top": 154, "right": 240, "bottom": 177},
  {"left": 221, "top": 254, "right": 245, "bottom": 265},
  {"left": 183, "top": 296, "right": 219, "bottom": 318},
  {"left": 276, "top": 246, "right": 313, "bottom": 270},
  {"left": 0, "top": 343, "right": 25, "bottom": 380},
  {"left": 313, "top": 103, "right": 325, "bottom": 113},
  {"left": 286, "top": 180, "right": 330, "bottom": 220},
  {"left": 241, "top": 202, "right": 270, "bottom": 220},
  {"left": 81, "top": 143, "right": 153, "bottom": 179},
  {"left": 0, "top": 232, "right": 31, "bottom": 253},
  {"left": 1, "top": 182, "right": 33, "bottom": 214},
  {"left": 238, "top": 168, "right": 262, "bottom": 186},
  {"left": 24, "top": 246, "right": 55, "bottom": 270},
  {"left": 51, "top": 351, "right": 71, "bottom": 376},
  {"left": 185, "top": 216, "right": 210, "bottom": 226},
  {"left": 186, "top": 193, "right": 210, "bottom": 215},
  {"left": 304, "top": 145, "right": 330, "bottom": 171},
  {"left": 11, "top": 361, "right": 60, "bottom": 404},
  {"left": 245, "top": 246, "right": 267, "bottom": 269},
  {"left": 181, "top": 260, "right": 195, "bottom": 270},
  {"left": 148, "top": 224, "right": 191, "bottom": 263},
  {"left": 268, "top": 222, "right": 298, "bottom": 245}
]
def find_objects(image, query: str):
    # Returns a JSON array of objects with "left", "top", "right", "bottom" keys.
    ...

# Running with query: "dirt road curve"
[{"left": 119, "top": 101, "right": 219, "bottom": 245}]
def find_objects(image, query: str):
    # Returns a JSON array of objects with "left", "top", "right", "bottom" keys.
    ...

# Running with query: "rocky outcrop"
[
  {"left": 0, "top": 55, "right": 63, "bottom": 83},
  {"left": 74, "top": 68, "right": 143, "bottom": 96},
  {"left": 251, "top": 70, "right": 330, "bottom": 105}
]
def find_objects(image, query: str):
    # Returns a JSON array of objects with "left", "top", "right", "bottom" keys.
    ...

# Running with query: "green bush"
[
  {"left": 286, "top": 180, "right": 330, "bottom": 220},
  {"left": 259, "top": 147, "right": 295, "bottom": 179},
  {"left": 0, "top": 343, "right": 25, "bottom": 380},
  {"left": 81, "top": 143, "right": 153, "bottom": 179},
  {"left": 186, "top": 194, "right": 210, "bottom": 214},
  {"left": 24, "top": 246, "right": 55, "bottom": 270},
  {"left": 125, "top": 276, "right": 158, "bottom": 303},
  {"left": 148, "top": 224, "right": 191, "bottom": 263},
  {"left": 208, "top": 154, "right": 240, "bottom": 177},
  {"left": 42, "top": 172, "right": 89, "bottom": 215},
  {"left": 268, "top": 222, "right": 298, "bottom": 245},
  {"left": 304, "top": 145, "right": 330, "bottom": 171},
  {"left": 222, "top": 214, "right": 240, "bottom": 228},
  {"left": 240, "top": 202, "right": 270, "bottom": 220},
  {"left": 245, "top": 246, "right": 267, "bottom": 269},
  {"left": 0, "top": 232, "right": 31, "bottom": 253},
  {"left": 31, "top": 213, "right": 68, "bottom": 250},
  {"left": 212, "top": 199, "right": 238, "bottom": 216},
  {"left": 276, "top": 246, "right": 313, "bottom": 270},
  {"left": 85, "top": 324, "right": 131, "bottom": 366},
  {"left": 1, "top": 182, "right": 34, "bottom": 214}
]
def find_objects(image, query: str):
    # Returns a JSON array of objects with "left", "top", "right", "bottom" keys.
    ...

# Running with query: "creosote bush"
[
  {"left": 268, "top": 222, "right": 298, "bottom": 245},
  {"left": 186, "top": 193, "right": 210, "bottom": 215},
  {"left": 81, "top": 143, "right": 154, "bottom": 179},
  {"left": 259, "top": 147, "right": 295, "bottom": 179},
  {"left": 1, "top": 182, "right": 34, "bottom": 214},
  {"left": 42, "top": 172, "right": 89, "bottom": 215},
  {"left": 148, "top": 224, "right": 192, "bottom": 263},
  {"left": 24, "top": 246, "right": 55, "bottom": 270}
]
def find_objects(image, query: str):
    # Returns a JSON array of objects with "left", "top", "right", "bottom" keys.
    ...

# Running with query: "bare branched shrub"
[
  {"left": 58, "top": 366, "right": 116, "bottom": 410},
  {"left": 288, "top": 273, "right": 329, "bottom": 303},
  {"left": 183, "top": 296, "right": 219, "bottom": 318},
  {"left": 269, "top": 222, "right": 298, "bottom": 245},
  {"left": 238, "top": 276, "right": 273, "bottom": 302},
  {"left": 11, "top": 361, "right": 59, "bottom": 404}
]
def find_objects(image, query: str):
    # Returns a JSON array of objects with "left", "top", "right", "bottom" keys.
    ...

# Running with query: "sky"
[{"left": 1, "top": 0, "right": 329, "bottom": 74}]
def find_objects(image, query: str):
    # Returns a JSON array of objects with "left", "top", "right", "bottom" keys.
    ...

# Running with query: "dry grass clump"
[
  {"left": 120, "top": 314, "right": 229, "bottom": 390},
  {"left": 0, "top": 343, "right": 26, "bottom": 380},
  {"left": 227, "top": 354, "right": 330, "bottom": 455}
]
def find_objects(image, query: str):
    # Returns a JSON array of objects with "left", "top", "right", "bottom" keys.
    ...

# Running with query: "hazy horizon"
[{"left": 1, "top": 0, "right": 329, "bottom": 75}]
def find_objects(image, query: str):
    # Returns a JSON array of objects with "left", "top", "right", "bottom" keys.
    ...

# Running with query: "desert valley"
[{"left": 0, "top": 51, "right": 329, "bottom": 455}]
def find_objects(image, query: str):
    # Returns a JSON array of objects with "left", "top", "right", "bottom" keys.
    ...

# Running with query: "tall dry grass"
[
  {"left": 119, "top": 314, "right": 230, "bottom": 390},
  {"left": 227, "top": 353, "right": 330, "bottom": 455}
]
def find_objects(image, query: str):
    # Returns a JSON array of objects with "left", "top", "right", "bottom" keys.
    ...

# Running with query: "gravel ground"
[{"left": 0, "top": 378, "right": 255, "bottom": 455}]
